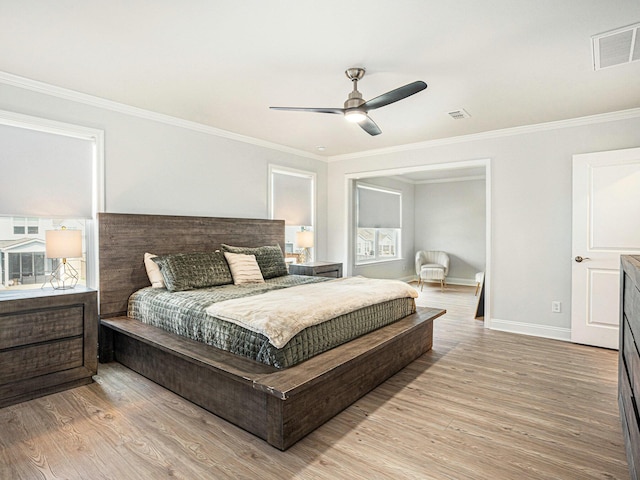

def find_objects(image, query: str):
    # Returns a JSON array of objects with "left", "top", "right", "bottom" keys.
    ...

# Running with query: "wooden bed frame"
[{"left": 98, "top": 213, "right": 444, "bottom": 450}]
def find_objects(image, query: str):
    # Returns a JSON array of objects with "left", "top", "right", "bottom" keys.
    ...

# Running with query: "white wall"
[
  {"left": 327, "top": 114, "right": 640, "bottom": 340},
  {"left": 0, "top": 82, "right": 329, "bottom": 259},
  {"left": 414, "top": 179, "right": 485, "bottom": 284},
  {"left": 4, "top": 77, "right": 640, "bottom": 342}
]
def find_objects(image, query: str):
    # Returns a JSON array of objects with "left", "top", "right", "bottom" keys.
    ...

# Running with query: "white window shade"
[
  {"left": 272, "top": 171, "right": 313, "bottom": 226},
  {"left": 357, "top": 184, "right": 401, "bottom": 228},
  {"left": 0, "top": 124, "right": 94, "bottom": 218}
]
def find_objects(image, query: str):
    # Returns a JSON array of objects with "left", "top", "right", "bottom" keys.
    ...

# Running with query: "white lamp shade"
[
  {"left": 46, "top": 229, "right": 82, "bottom": 259},
  {"left": 296, "top": 230, "right": 314, "bottom": 248}
]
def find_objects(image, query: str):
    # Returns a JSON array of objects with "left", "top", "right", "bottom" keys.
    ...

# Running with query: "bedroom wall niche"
[{"left": 345, "top": 162, "right": 488, "bottom": 287}]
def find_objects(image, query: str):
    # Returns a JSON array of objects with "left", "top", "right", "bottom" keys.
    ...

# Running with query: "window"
[
  {"left": 0, "top": 112, "right": 103, "bottom": 291},
  {"left": 0, "top": 218, "right": 86, "bottom": 289},
  {"left": 356, "top": 183, "right": 402, "bottom": 264},
  {"left": 12, "top": 217, "right": 39, "bottom": 235},
  {"left": 269, "top": 166, "right": 315, "bottom": 263}
]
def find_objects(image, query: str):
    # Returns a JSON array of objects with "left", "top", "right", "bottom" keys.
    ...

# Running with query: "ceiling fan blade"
[
  {"left": 269, "top": 106, "right": 345, "bottom": 115},
  {"left": 362, "top": 81, "right": 427, "bottom": 111},
  {"left": 358, "top": 115, "right": 382, "bottom": 136}
]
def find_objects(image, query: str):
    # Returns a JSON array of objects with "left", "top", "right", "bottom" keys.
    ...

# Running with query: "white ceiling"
[{"left": 1, "top": 1, "right": 639, "bottom": 157}]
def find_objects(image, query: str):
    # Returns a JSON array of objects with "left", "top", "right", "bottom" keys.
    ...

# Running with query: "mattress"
[{"left": 128, "top": 274, "right": 416, "bottom": 368}]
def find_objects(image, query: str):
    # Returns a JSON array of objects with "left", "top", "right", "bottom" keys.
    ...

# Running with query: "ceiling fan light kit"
[
  {"left": 270, "top": 67, "right": 427, "bottom": 136},
  {"left": 344, "top": 110, "right": 367, "bottom": 123}
]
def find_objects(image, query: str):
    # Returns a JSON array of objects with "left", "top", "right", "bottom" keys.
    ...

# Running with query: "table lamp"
[
  {"left": 296, "top": 230, "right": 314, "bottom": 264},
  {"left": 45, "top": 228, "right": 82, "bottom": 289}
]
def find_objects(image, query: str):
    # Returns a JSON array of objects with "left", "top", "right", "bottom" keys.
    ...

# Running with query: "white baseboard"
[
  {"left": 489, "top": 318, "right": 571, "bottom": 342},
  {"left": 404, "top": 275, "right": 477, "bottom": 286},
  {"left": 446, "top": 277, "right": 478, "bottom": 287}
]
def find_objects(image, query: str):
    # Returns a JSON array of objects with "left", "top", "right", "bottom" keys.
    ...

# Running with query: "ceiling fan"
[{"left": 269, "top": 68, "right": 427, "bottom": 136}]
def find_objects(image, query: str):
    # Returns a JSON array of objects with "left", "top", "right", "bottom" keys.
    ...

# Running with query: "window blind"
[
  {"left": 272, "top": 171, "right": 313, "bottom": 226},
  {"left": 0, "top": 124, "right": 94, "bottom": 218},
  {"left": 357, "top": 184, "right": 401, "bottom": 229}
]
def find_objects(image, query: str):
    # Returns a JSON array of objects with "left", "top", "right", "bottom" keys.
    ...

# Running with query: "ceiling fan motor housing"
[
  {"left": 344, "top": 90, "right": 365, "bottom": 110},
  {"left": 344, "top": 67, "right": 366, "bottom": 110}
]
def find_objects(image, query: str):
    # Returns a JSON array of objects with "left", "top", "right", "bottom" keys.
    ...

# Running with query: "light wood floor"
[{"left": 0, "top": 283, "right": 628, "bottom": 479}]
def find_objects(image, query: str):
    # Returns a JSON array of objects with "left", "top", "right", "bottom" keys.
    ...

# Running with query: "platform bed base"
[{"left": 100, "top": 307, "right": 441, "bottom": 450}]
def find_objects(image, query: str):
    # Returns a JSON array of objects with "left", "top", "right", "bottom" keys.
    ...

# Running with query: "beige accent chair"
[{"left": 415, "top": 251, "right": 450, "bottom": 291}]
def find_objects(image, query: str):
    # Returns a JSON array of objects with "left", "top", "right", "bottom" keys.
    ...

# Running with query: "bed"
[{"left": 98, "top": 212, "right": 444, "bottom": 450}]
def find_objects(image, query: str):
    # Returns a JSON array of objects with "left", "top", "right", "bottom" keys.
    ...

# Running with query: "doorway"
[{"left": 344, "top": 158, "right": 492, "bottom": 327}]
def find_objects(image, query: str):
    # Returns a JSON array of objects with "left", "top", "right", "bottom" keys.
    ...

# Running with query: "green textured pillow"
[
  {"left": 221, "top": 244, "right": 288, "bottom": 279},
  {"left": 152, "top": 251, "right": 233, "bottom": 292}
]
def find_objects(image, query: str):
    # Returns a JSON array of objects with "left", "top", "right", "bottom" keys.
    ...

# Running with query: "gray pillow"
[
  {"left": 152, "top": 251, "right": 232, "bottom": 292},
  {"left": 220, "top": 244, "right": 288, "bottom": 279}
]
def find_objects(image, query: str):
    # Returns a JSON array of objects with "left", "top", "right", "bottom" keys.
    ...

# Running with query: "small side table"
[{"left": 289, "top": 261, "right": 343, "bottom": 278}]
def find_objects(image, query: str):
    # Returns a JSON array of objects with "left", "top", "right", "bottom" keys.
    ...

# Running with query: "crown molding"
[
  {"left": 414, "top": 174, "right": 486, "bottom": 185},
  {"left": 385, "top": 174, "right": 486, "bottom": 185},
  {"left": 0, "top": 70, "right": 326, "bottom": 162},
  {"left": 327, "top": 107, "right": 640, "bottom": 162},
  {"left": 4, "top": 70, "right": 639, "bottom": 164}
]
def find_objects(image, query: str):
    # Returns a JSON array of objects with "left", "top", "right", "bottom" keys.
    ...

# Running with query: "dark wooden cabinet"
[
  {"left": 0, "top": 287, "right": 98, "bottom": 408},
  {"left": 288, "top": 261, "right": 343, "bottom": 278},
  {"left": 620, "top": 255, "right": 640, "bottom": 480}
]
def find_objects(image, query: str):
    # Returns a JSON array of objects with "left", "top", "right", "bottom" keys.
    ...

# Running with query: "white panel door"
[{"left": 572, "top": 147, "right": 640, "bottom": 349}]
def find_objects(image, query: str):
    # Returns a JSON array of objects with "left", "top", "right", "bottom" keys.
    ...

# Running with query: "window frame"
[
  {"left": 0, "top": 110, "right": 104, "bottom": 291},
  {"left": 268, "top": 165, "right": 316, "bottom": 263},
  {"left": 354, "top": 183, "right": 402, "bottom": 266}
]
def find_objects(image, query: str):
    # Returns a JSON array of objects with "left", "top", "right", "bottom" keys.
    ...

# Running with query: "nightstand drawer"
[
  {"left": 0, "top": 306, "right": 84, "bottom": 349},
  {"left": 315, "top": 268, "right": 341, "bottom": 278},
  {"left": 289, "top": 261, "right": 343, "bottom": 278},
  {"left": 623, "top": 318, "right": 640, "bottom": 397},
  {"left": 0, "top": 337, "right": 84, "bottom": 384},
  {"left": 625, "top": 279, "right": 640, "bottom": 341}
]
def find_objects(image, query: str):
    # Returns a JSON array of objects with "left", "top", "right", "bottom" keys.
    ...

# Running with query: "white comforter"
[{"left": 205, "top": 276, "right": 418, "bottom": 348}]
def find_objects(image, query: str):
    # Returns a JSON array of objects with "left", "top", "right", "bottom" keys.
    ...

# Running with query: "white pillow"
[
  {"left": 144, "top": 252, "right": 165, "bottom": 288},
  {"left": 223, "top": 252, "right": 265, "bottom": 285}
]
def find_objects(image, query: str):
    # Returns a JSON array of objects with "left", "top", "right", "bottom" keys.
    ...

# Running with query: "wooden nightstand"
[
  {"left": 0, "top": 287, "right": 98, "bottom": 408},
  {"left": 288, "top": 261, "right": 343, "bottom": 278}
]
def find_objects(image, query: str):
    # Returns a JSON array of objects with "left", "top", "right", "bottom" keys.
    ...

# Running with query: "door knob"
[{"left": 574, "top": 256, "right": 590, "bottom": 263}]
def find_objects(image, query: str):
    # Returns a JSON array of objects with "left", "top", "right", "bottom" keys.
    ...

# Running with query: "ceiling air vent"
[
  {"left": 592, "top": 23, "right": 640, "bottom": 70},
  {"left": 448, "top": 108, "right": 471, "bottom": 120}
]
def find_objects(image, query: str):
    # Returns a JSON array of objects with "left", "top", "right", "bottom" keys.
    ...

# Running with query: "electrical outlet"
[{"left": 551, "top": 301, "right": 561, "bottom": 313}]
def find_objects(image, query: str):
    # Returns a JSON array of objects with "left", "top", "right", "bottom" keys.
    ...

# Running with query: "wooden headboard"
[{"left": 98, "top": 213, "right": 285, "bottom": 319}]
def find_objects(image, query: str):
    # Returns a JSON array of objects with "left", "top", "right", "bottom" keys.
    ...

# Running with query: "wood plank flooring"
[{"left": 0, "top": 283, "right": 628, "bottom": 479}]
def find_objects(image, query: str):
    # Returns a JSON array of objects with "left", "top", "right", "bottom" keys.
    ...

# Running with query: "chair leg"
[
  {"left": 440, "top": 279, "right": 444, "bottom": 292},
  {"left": 475, "top": 282, "right": 480, "bottom": 296}
]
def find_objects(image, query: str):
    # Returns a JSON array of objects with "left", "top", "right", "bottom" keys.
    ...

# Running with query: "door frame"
[{"left": 343, "top": 158, "right": 492, "bottom": 328}]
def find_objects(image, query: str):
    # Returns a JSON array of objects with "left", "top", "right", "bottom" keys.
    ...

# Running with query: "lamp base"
[
  {"left": 48, "top": 261, "right": 79, "bottom": 290},
  {"left": 300, "top": 247, "right": 311, "bottom": 264}
]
